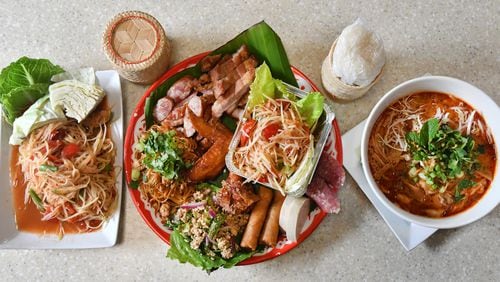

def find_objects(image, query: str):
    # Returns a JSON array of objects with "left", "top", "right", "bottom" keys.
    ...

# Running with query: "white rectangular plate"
[
  {"left": 342, "top": 120, "right": 437, "bottom": 251},
  {"left": 0, "top": 70, "right": 123, "bottom": 249}
]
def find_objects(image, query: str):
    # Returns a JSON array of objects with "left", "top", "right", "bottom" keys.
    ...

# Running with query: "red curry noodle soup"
[{"left": 368, "top": 92, "right": 496, "bottom": 217}]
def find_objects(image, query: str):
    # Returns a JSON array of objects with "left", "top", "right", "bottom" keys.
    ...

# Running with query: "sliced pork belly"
[
  {"left": 166, "top": 76, "right": 196, "bottom": 103},
  {"left": 212, "top": 68, "right": 255, "bottom": 118},
  {"left": 153, "top": 97, "right": 174, "bottom": 122}
]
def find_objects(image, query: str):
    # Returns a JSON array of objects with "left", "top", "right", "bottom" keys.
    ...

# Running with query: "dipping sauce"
[{"left": 368, "top": 92, "right": 496, "bottom": 217}]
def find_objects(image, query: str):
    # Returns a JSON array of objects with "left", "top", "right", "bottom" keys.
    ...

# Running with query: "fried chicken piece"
[
  {"left": 216, "top": 173, "right": 260, "bottom": 214},
  {"left": 185, "top": 109, "right": 232, "bottom": 182}
]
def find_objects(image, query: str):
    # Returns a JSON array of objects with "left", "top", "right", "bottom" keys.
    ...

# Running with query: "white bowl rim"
[{"left": 361, "top": 75, "right": 500, "bottom": 229}]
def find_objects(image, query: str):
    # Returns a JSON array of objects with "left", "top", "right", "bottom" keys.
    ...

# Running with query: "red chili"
[
  {"left": 262, "top": 123, "right": 280, "bottom": 140},
  {"left": 258, "top": 175, "right": 268, "bottom": 183},
  {"left": 240, "top": 119, "right": 257, "bottom": 146},
  {"left": 41, "top": 140, "right": 62, "bottom": 154},
  {"left": 49, "top": 129, "right": 66, "bottom": 141},
  {"left": 64, "top": 202, "right": 76, "bottom": 215},
  {"left": 61, "top": 143, "right": 80, "bottom": 159}
]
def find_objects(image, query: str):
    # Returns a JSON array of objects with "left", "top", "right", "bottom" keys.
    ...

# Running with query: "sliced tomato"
[
  {"left": 262, "top": 123, "right": 280, "bottom": 140},
  {"left": 240, "top": 119, "right": 257, "bottom": 146},
  {"left": 61, "top": 143, "right": 80, "bottom": 159}
]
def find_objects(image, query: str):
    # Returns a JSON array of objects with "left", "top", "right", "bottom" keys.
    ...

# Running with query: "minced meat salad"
[{"left": 167, "top": 186, "right": 250, "bottom": 260}]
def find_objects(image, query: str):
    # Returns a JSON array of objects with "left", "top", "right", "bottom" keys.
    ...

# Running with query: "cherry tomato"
[
  {"left": 240, "top": 119, "right": 257, "bottom": 146},
  {"left": 61, "top": 143, "right": 80, "bottom": 159},
  {"left": 262, "top": 123, "right": 280, "bottom": 140}
]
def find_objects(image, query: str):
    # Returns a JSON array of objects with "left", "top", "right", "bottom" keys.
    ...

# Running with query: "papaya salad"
[
  {"left": 231, "top": 63, "right": 325, "bottom": 195},
  {"left": 1, "top": 57, "right": 117, "bottom": 237}
]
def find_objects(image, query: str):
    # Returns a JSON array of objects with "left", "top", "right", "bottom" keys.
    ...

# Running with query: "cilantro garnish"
[
  {"left": 405, "top": 118, "right": 479, "bottom": 200},
  {"left": 138, "top": 130, "right": 187, "bottom": 179}
]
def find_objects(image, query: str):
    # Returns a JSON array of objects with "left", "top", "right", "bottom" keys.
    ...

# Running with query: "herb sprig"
[
  {"left": 136, "top": 130, "right": 188, "bottom": 180},
  {"left": 405, "top": 118, "right": 479, "bottom": 200}
]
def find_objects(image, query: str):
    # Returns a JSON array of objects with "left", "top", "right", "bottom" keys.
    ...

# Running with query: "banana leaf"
[{"left": 145, "top": 21, "right": 297, "bottom": 128}]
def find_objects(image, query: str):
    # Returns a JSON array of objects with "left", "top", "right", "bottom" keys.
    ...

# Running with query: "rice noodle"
[{"left": 134, "top": 124, "right": 196, "bottom": 223}]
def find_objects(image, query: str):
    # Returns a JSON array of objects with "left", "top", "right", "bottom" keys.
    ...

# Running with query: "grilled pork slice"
[
  {"left": 166, "top": 76, "right": 197, "bottom": 103},
  {"left": 211, "top": 68, "right": 256, "bottom": 118},
  {"left": 153, "top": 97, "right": 174, "bottom": 122},
  {"left": 213, "top": 57, "right": 258, "bottom": 98},
  {"left": 209, "top": 45, "right": 250, "bottom": 81},
  {"left": 216, "top": 173, "right": 260, "bottom": 214},
  {"left": 200, "top": 54, "right": 222, "bottom": 72},
  {"left": 183, "top": 108, "right": 196, "bottom": 137}
]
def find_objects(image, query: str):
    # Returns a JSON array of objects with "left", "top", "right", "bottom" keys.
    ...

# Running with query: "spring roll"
[
  {"left": 240, "top": 186, "right": 273, "bottom": 250},
  {"left": 259, "top": 190, "right": 285, "bottom": 247}
]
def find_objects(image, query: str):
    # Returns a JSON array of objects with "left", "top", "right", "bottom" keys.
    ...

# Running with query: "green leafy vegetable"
[
  {"left": 145, "top": 21, "right": 296, "bottom": 128},
  {"left": 140, "top": 130, "right": 187, "bottom": 179},
  {"left": 247, "top": 62, "right": 277, "bottom": 109},
  {"left": 295, "top": 92, "right": 325, "bottom": 128},
  {"left": 196, "top": 182, "right": 221, "bottom": 192},
  {"left": 455, "top": 179, "right": 475, "bottom": 202},
  {"left": 28, "top": 189, "right": 45, "bottom": 212},
  {"left": 0, "top": 57, "right": 64, "bottom": 124},
  {"left": 167, "top": 229, "right": 254, "bottom": 273},
  {"left": 405, "top": 118, "right": 479, "bottom": 193},
  {"left": 207, "top": 168, "right": 229, "bottom": 187},
  {"left": 220, "top": 114, "right": 237, "bottom": 133},
  {"left": 103, "top": 163, "right": 113, "bottom": 172},
  {"left": 9, "top": 95, "right": 66, "bottom": 145},
  {"left": 129, "top": 180, "right": 139, "bottom": 189},
  {"left": 208, "top": 214, "right": 226, "bottom": 239},
  {"left": 39, "top": 164, "right": 58, "bottom": 172}
]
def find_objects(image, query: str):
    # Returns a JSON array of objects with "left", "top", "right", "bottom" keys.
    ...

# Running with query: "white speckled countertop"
[{"left": 0, "top": 0, "right": 499, "bottom": 281}]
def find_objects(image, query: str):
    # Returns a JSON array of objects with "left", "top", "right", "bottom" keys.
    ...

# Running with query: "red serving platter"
[{"left": 124, "top": 52, "right": 343, "bottom": 265}]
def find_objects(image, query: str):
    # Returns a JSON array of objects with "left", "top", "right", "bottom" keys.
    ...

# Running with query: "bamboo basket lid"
[
  {"left": 103, "top": 11, "right": 171, "bottom": 84},
  {"left": 321, "top": 38, "right": 383, "bottom": 101}
]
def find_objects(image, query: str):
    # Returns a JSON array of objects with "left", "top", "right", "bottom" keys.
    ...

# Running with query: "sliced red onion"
[
  {"left": 208, "top": 209, "right": 217, "bottom": 218},
  {"left": 180, "top": 200, "right": 206, "bottom": 210}
]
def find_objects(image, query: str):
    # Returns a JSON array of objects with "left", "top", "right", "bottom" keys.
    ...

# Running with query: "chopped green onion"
[
  {"left": 103, "top": 163, "right": 113, "bottom": 172},
  {"left": 131, "top": 168, "right": 140, "bottom": 181},
  {"left": 39, "top": 164, "right": 58, "bottom": 172}
]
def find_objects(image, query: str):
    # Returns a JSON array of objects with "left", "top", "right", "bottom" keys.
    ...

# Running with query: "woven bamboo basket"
[
  {"left": 102, "top": 11, "right": 171, "bottom": 84},
  {"left": 321, "top": 38, "right": 383, "bottom": 100}
]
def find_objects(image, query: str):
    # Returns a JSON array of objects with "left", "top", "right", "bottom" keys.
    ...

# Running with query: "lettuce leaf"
[
  {"left": 248, "top": 63, "right": 324, "bottom": 128},
  {"left": 167, "top": 229, "right": 254, "bottom": 273},
  {"left": 247, "top": 62, "right": 276, "bottom": 109},
  {"left": 295, "top": 92, "right": 324, "bottom": 128},
  {"left": 0, "top": 57, "right": 64, "bottom": 124}
]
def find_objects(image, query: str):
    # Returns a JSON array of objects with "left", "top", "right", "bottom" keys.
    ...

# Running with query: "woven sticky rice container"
[
  {"left": 103, "top": 11, "right": 171, "bottom": 84},
  {"left": 321, "top": 39, "right": 383, "bottom": 100}
]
